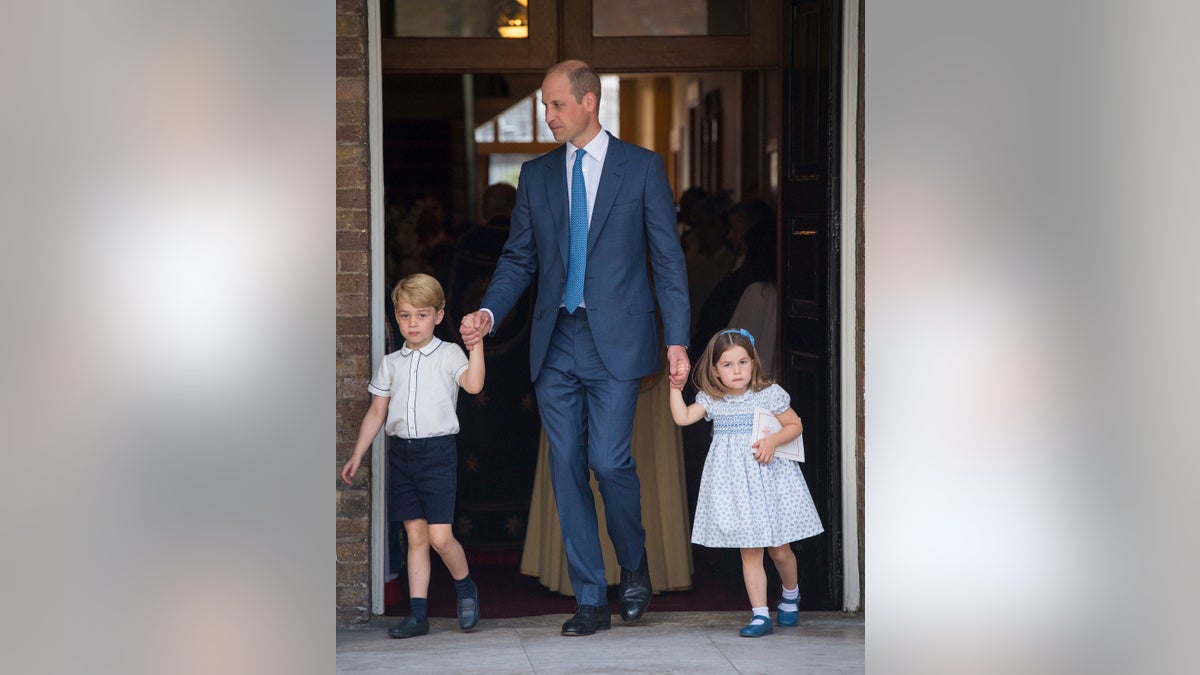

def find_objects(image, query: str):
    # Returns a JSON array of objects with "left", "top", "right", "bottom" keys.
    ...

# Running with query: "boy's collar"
[{"left": 399, "top": 336, "right": 442, "bottom": 356}]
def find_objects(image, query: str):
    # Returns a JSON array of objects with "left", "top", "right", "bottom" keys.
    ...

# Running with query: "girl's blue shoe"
[
  {"left": 776, "top": 602, "right": 799, "bottom": 626},
  {"left": 738, "top": 615, "right": 775, "bottom": 637}
]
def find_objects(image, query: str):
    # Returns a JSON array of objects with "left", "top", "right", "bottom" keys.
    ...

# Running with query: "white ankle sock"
[
  {"left": 750, "top": 606, "right": 769, "bottom": 623},
  {"left": 779, "top": 585, "right": 799, "bottom": 612}
]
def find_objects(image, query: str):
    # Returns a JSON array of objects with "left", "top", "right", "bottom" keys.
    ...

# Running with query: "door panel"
[
  {"left": 778, "top": 0, "right": 842, "bottom": 610},
  {"left": 563, "top": 0, "right": 780, "bottom": 70}
]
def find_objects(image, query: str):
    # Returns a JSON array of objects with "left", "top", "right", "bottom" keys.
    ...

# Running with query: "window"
[
  {"left": 475, "top": 75, "right": 621, "bottom": 186},
  {"left": 389, "top": 0, "right": 530, "bottom": 39}
]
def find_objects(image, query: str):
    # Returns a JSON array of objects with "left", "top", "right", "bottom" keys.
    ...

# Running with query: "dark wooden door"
[{"left": 778, "top": 0, "right": 843, "bottom": 610}]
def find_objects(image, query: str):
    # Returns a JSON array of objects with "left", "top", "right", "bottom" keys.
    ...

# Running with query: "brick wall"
[{"left": 336, "top": 0, "right": 372, "bottom": 627}]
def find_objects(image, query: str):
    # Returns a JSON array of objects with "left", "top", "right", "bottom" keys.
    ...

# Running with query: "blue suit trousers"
[{"left": 534, "top": 308, "right": 645, "bottom": 606}]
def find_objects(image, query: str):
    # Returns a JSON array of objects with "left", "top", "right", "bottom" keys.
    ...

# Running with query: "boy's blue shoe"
[
  {"left": 738, "top": 615, "right": 775, "bottom": 637},
  {"left": 457, "top": 595, "right": 480, "bottom": 631},
  {"left": 387, "top": 616, "right": 430, "bottom": 639},
  {"left": 776, "top": 604, "right": 799, "bottom": 627}
]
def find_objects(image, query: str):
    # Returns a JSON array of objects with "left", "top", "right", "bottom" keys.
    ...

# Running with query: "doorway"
[{"left": 365, "top": 0, "right": 852, "bottom": 616}]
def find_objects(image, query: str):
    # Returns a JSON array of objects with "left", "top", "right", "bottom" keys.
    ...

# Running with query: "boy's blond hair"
[
  {"left": 391, "top": 273, "right": 445, "bottom": 311},
  {"left": 692, "top": 329, "right": 773, "bottom": 399}
]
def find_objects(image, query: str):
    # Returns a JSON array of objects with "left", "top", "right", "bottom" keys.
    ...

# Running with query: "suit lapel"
[{"left": 588, "top": 132, "right": 625, "bottom": 254}]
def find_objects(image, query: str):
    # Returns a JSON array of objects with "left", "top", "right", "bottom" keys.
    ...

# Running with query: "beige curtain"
[{"left": 521, "top": 372, "right": 694, "bottom": 594}]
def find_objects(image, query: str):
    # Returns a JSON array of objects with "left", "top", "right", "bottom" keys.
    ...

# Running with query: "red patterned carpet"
[{"left": 385, "top": 546, "right": 758, "bottom": 618}]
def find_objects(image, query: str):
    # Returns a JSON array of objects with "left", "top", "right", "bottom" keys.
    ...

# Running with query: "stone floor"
[{"left": 336, "top": 610, "right": 863, "bottom": 674}]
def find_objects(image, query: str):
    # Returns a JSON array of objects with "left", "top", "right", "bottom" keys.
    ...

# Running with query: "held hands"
[
  {"left": 459, "top": 310, "right": 493, "bottom": 351},
  {"left": 667, "top": 345, "right": 690, "bottom": 389},
  {"left": 668, "top": 380, "right": 705, "bottom": 426},
  {"left": 669, "top": 363, "right": 686, "bottom": 391}
]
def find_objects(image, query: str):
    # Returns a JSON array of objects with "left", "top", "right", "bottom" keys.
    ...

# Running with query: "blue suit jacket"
[{"left": 482, "top": 133, "right": 690, "bottom": 382}]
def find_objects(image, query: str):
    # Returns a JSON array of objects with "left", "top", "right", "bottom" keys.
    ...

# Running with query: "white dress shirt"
[
  {"left": 564, "top": 128, "right": 609, "bottom": 231},
  {"left": 367, "top": 337, "right": 469, "bottom": 439},
  {"left": 561, "top": 129, "right": 610, "bottom": 309}
]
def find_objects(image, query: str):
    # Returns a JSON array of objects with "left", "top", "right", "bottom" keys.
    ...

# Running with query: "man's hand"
[
  {"left": 459, "top": 310, "right": 493, "bottom": 350},
  {"left": 667, "top": 345, "right": 690, "bottom": 388}
]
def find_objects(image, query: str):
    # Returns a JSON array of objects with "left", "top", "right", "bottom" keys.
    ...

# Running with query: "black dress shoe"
[
  {"left": 387, "top": 615, "right": 430, "bottom": 639},
  {"left": 457, "top": 595, "right": 480, "bottom": 631},
  {"left": 561, "top": 605, "right": 611, "bottom": 636},
  {"left": 618, "top": 549, "right": 652, "bottom": 622}
]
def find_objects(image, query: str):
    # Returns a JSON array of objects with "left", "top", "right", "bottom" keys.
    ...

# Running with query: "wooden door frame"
[
  {"left": 381, "top": 0, "right": 782, "bottom": 75},
  {"left": 562, "top": 0, "right": 780, "bottom": 71},
  {"left": 838, "top": 0, "right": 861, "bottom": 613},
  {"left": 380, "top": 1, "right": 558, "bottom": 72},
  {"left": 367, "top": 0, "right": 388, "bottom": 615}
]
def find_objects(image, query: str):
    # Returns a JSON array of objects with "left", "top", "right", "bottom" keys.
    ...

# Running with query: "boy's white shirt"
[{"left": 367, "top": 336, "right": 469, "bottom": 438}]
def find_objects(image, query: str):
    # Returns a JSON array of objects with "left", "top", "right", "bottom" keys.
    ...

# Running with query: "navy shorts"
[{"left": 387, "top": 435, "right": 458, "bottom": 523}]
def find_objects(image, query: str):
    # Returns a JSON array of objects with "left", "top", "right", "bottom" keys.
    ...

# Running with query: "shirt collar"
[
  {"left": 399, "top": 336, "right": 442, "bottom": 357},
  {"left": 566, "top": 127, "right": 609, "bottom": 166}
]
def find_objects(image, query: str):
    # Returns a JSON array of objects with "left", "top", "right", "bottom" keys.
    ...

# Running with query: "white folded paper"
[{"left": 750, "top": 407, "right": 804, "bottom": 462}]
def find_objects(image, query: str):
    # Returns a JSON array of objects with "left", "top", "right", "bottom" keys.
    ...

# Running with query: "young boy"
[{"left": 341, "top": 273, "right": 486, "bottom": 638}]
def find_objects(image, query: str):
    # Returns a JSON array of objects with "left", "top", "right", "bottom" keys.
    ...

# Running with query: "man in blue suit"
[{"left": 460, "top": 60, "right": 690, "bottom": 636}]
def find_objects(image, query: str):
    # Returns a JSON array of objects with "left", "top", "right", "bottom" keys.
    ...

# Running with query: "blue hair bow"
[{"left": 718, "top": 328, "right": 755, "bottom": 347}]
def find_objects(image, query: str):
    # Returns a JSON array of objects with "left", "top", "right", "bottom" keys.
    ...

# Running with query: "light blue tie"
[{"left": 564, "top": 148, "right": 587, "bottom": 313}]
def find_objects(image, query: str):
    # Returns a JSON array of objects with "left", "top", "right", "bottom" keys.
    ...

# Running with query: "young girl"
[{"left": 669, "top": 328, "right": 824, "bottom": 637}]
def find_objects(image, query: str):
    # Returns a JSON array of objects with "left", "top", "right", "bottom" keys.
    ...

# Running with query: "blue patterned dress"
[{"left": 690, "top": 384, "right": 824, "bottom": 548}]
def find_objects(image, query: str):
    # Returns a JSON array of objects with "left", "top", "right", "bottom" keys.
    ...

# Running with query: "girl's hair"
[
  {"left": 692, "top": 329, "right": 773, "bottom": 398},
  {"left": 391, "top": 272, "right": 445, "bottom": 311}
]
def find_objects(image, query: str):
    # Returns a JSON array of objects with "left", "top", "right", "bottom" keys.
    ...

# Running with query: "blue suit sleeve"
[
  {"left": 644, "top": 153, "right": 691, "bottom": 347},
  {"left": 480, "top": 163, "right": 538, "bottom": 327}
]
